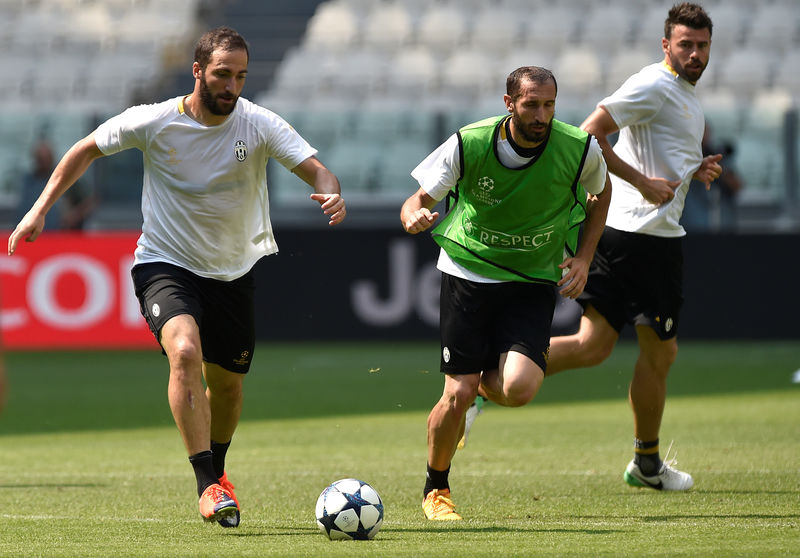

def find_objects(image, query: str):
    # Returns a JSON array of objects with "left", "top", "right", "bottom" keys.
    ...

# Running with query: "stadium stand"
[{"left": 0, "top": 0, "right": 798, "bottom": 233}]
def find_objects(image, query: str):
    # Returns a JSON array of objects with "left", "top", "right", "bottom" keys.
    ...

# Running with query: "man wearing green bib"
[{"left": 401, "top": 66, "right": 610, "bottom": 520}]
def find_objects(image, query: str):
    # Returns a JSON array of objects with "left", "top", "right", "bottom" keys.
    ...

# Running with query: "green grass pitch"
[{"left": 0, "top": 341, "right": 798, "bottom": 557}]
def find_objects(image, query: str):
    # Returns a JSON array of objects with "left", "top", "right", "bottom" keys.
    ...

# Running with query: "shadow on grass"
[
  {"left": 639, "top": 513, "right": 800, "bottom": 522},
  {"left": 388, "top": 526, "right": 624, "bottom": 534},
  {"left": 222, "top": 526, "right": 624, "bottom": 538}
]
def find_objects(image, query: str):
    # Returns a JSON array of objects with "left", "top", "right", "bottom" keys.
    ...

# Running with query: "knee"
[
  {"left": 644, "top": 342, "right": 678, "bottom": 373},
  {"left": 167, "top": 338, "right": 203, "bottom": 376},
  {"left": 441, "top": 383, "right": 478, "bottom": 415},
  {"left": 501, "top": 376, "right": 540, "bottom": 407},
  {"left": 208, "top": 375, "right": 243, "bottom": 401},
  {"left": 578, "top": 336, "right": 615, "bottom": 367}
]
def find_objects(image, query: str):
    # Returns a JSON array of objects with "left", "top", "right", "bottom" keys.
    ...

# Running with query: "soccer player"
[
  {"left": 8, "top": 27, "right": 346, "bottom": 526},
  {"left": 546, "top": 3, "right": 722, "bottom": 490},
  {"left": 401, "top": 66, "right": 610, "bottom": 520}
]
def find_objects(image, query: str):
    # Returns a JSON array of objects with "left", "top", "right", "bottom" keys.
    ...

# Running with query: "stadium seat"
[
  {"left": 267, "top": 161, "right": 310, "bottom": 205},
  {"left": 697, "top": 89, "right": 742, "bottom": 143},
  {"left": 746, "top": 3, "right": 799, "bottom": 56},
  {"left": 12, "top": 6, "right": 65, "bottom": 53},
  {"left": 416, "top": 4, "right": 469, "bottom": 55},
  {"left": 269, "top": 47, "right": 339, "bottom": 103},
  {"left": 741, "top": 88, "right": 795, "bottom": 143},
  {"left": 0, "top": 112, "right": 37, "bottom": 161},
  {"left": 437, "top": 48, "right": 502, "bottom": 107},
  {"left": 772, "top": 49, "right": 800, "bottom": 97},
  {"left": 323, "top": 138, "right": 382, "bottom": 193},
  {"left": 352, "top": 106, "right": 438, "bottom": 150},
  {"left": 27, "top": 53, "right": 87, "bottom": 104},
  {"left": 376, "top": 139, "right": 436, "bottom": 197},
  {"left": 734, "top": 134, "right": 786, "bottom": 205},
  {"left": 292, "top": 104, "right": 357, "bottom": 155},
  {"left": 554, "top": 98, "right": 597, "bottom": 128},
  {"left": 501, "top": 50, "right": 559, "bottom": 80},
  {"left": 519, "top": 4, "right": 582, "bottom": 59},
  {"left": 327, "top": 49, "right": 388, "bottom": 102},
  {"left": 699, "top": 3, "right": 745, "bottom": 58},
  {"left": 468, "top": 5, "right": 524, "bottom": 57},
  {"left": 633, "top": 5, "right": 671, "bottom": 60},
  {"left": 380, "top": 46, "right": 440, "bottom": 103},
  {"left": 67, "top": 3, "right": 113, "bottom": 45},
  {"left": 360, "top": 2, "right": 414, "bottom": 53},
  {"left": 713, "top": 46, "right": 776, "bottom": 98},
  {"left": 115, "top": 4, "right": 193, "bottom": 47},
  {"left": 552, "top": 46, "right": 604, "bottom": 97},
  {"left": 579, "top": 4, "right": 635, "bottom": 55},
  {"left": 302, "top": 2, "right": 359, "bottom": 53},
  {"left": 605, "top": 50, "right": 659, "bottom": 95}
]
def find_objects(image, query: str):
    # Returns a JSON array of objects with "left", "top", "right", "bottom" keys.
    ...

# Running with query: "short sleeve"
[
  {"left": 261, "top": 110, "right": 317, "bottom": 170},
  {"left": 599, "top": 66, "right": 667, "bottom": 130},
  {"left": 579, "top": 137, "right": 607, "bottom": 196},
  {"left": 93, "top": 105, "right": 153, "bottom": 155},
  {"left": 410, "top": 134, "right": 461, "bottom": 202}
]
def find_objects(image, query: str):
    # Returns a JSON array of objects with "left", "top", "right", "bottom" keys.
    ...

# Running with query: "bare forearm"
[
  {"left": 401, "top": 189, "right": 439, "bottom": 234},
  {"left": 593, "top": 135, "right": 646, "bottom": 191},
  {"left": 292, "top": 156, "right": 340, "bottom": 194},
  {"left": 311, "top": 167, "right": 340, "bottom": 196},
  {"left": 576, "top": 181, "right": 611, "bottom": 262}
]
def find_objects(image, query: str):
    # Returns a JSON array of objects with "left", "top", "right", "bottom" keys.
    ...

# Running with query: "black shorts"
[
  {"left": 439, "top": 273, "right": 555, "bottom": 375},
  {"left": 578, "top": 227, "right": 683, "bottom": 340},
  {"left": 131, "top": 262, "right": 256, "bottom": 374}
]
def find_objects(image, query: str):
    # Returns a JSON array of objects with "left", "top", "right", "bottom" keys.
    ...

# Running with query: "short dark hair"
[
  {"left": 194, "top": 26, "right": 249, "bottom": 70},
  {"left": 665, "top": 3, "right": 713, "bottom": 39},
  {"left": 506, "top": 66, "right": 558, "bottom": 100}
]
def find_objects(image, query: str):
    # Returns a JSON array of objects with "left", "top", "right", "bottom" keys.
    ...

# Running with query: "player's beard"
[
  {"left": 669, "top": 52, "right": 707, "bottom": 84},
  {"left": 512, "top": 112, "right": 552, "bottom": 145},
  {"left": 199, "top": 75, "right": 238, "bottom": 116}
]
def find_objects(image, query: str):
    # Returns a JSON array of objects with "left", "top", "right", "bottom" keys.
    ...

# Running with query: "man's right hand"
[{"left": 638, "top": 176, "right": 681, "bottom": 205}]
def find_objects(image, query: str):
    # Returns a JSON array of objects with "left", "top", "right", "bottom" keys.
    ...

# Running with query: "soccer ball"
[{"left": 315, "top": 478, "right": 384, "bottom": 540}]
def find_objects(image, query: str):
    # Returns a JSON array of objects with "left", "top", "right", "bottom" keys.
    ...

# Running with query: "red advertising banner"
[{"left": 0, "top": 232, "right": 157, "bottom": 349}]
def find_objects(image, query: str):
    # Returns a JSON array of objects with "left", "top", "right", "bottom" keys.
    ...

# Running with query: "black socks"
[
  {"left": 188, "top": 450, "right": 218, "bottom": 497},
  {"left": 634, "top": 438, "right": 662, "bottom": 476},
  {"left": 211, "top": 439, "right": 231, "bottom": 478},
  {"left": 424, "top": 464, "right": 450, "bottom": 497},
  {"left": 189, "top": 440, "right": 232, "bottom": 497}
]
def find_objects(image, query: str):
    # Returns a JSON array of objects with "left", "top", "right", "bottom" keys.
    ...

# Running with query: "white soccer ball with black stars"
[{"left": 315, "top": 478, "right": 384, "bottom": 540}]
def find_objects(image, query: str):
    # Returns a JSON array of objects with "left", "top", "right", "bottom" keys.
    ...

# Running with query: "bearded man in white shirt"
[
  {"left": 8, "top": 27, "right": 346, "bottom": 526},
  {"left": 547, "top": 2, "right": 722, "bottom": 491}
]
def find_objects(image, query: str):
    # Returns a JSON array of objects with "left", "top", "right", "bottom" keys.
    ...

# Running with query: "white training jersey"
[
  {"left": 600, "top": 62, "right": 705, "bottom": 237},
  {"left": 412, "top": 120, "right": 607, "bottom": 283},
  {"left": 94, "top": 96, "right": 316, "bottom": 281}
]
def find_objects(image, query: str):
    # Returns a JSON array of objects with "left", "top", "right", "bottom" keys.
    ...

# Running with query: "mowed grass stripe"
[{"left": 1, "top": 377, "right": 798, "bottom": 557}]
